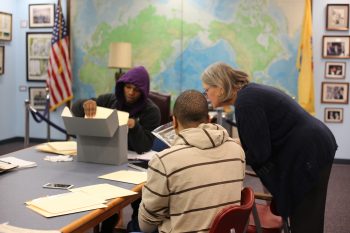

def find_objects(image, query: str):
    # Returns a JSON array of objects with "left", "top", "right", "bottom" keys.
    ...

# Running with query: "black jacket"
[{"left": 234, "top": 83, "right": 337, "bottom": 217}]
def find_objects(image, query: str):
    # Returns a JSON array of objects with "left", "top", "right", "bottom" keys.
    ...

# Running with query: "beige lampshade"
[{"left": 108, "top": 42, "right": 132, "bottom": 68}]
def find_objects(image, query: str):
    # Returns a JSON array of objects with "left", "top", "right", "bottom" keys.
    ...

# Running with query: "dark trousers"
[
  {"left": 289, "top": 163, "right": 333, "bottom": 233},
  {"left": 99, "top": 198, "right": 141, "bottom": 233}
]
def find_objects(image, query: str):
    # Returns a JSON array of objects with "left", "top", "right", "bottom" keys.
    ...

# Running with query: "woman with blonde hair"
[{"left": 201, "top": 62, "right": 337, "bottom": 233}]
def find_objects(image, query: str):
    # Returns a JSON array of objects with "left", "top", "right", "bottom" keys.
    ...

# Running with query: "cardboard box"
[{"left": 61, "top": 107, "right": 128, "bottom": 165}]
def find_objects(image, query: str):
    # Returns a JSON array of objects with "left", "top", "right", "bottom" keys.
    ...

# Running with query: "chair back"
[
  {"left": 149, "top": 91, "right": 171, "bottom": 125},
  {"left": 209, "top": 187, "right": 255, "bottom": 233}
]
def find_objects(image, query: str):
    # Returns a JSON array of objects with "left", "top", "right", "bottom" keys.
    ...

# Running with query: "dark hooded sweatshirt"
[{"left": 71, "top": 66, "right": 161, "bottom": 153}]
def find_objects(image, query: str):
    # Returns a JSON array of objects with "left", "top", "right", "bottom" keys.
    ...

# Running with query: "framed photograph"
[
  {"left": 29, "top": 87, "right": 47, "bottom": 111},
  {"left": 326, "top": 4, "right": 349, "bottom": 31},
  {"left": 321, "top": 82, "right": 349, "bottom": 104},
  {"left": 0, "top": 12, "right": 12, "bottom": 41},
  {"left": 325, "top": 62, "right": 346, "bottom": 79},
  {"left": 322, "top": 36, "right": 350, "bottom": 58},
  {"left": 26, "top": 32, "right": 52, "bottom": 82},
  {"left": 324, "top": 108, "right": 343, "bottom": 123},
  {"left": 0, "top": 46, "right": 4, "bottom": 75},
  {"left": 29, "top": 4, "right": 55, "bottom": 28}
]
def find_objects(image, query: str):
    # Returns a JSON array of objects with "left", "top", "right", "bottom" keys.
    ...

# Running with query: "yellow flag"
[{"left": 296, "top": 0, "right": 315, "bottom": 115}]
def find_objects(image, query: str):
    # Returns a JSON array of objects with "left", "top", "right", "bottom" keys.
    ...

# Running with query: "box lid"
[{"left": 61, "top": 106, "right": 120, "bottom": 137}]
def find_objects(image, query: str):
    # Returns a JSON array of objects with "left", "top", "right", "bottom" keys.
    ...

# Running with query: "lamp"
[{"left": 108, "top": 42, "right": 132, "bottom": 81}]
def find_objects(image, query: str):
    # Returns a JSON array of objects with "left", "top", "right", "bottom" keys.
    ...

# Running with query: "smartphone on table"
[{"left": 43, "top": 183, "right": 74, "bottom": 190}]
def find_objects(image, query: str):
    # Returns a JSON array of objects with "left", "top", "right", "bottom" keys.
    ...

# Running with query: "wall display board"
[
  {"left": 0, "top": 12, "right": 12, "bottom": 41},
  {"left": 26, "top": 32, "right": 52, "bottom": 82}
]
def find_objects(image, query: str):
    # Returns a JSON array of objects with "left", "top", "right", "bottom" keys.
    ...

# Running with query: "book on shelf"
[{"left": 151, "top": 122, "right": 176, "bottom": 151}]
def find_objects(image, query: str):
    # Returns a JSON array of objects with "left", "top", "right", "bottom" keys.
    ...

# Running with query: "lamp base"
[{"left": 115, "top": 68, "right": 125, "bottom": 82}]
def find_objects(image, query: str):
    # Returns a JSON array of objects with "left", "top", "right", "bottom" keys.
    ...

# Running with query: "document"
[
  {"left": 36, "top": 142, "right": 77, "bottom": 156},
  {"left": 27, "top": 191, "right": 106, "bottom": 215},
  {"left": 99, "top": 170, "right": 147, "bottom": 184},
  {"left": 85, "top": 107, "right": 129, "bottom": 126},
  {"left": 0, "top": 160, "right": 18, "bottom": 173},
  {"left": 70, "top": 183, "right": 137, "bottom": 200},
  {"left": 0, "top": 223, "right": 60, "bottom": 233},
  {"left": 47, "top": 141, "right": 77, "bottom": 151},
  {"left": 26, "top": 201, "right": 106, "bottom": 218},
  {"left": 0, "top": 157, "right": 37, "bottom": 168}
]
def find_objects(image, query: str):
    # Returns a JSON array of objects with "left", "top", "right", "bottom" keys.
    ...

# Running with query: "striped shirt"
[{"left": 139, "top": 123, "right": 245, "bottom": 233}]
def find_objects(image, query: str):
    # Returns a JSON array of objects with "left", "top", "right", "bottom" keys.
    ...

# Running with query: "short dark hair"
[{"left": 173, "top": 90, "right": 208, "bottom": 128}]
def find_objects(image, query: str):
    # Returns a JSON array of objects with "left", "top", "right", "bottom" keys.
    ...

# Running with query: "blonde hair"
[{"left": 201, "top": 62, "right": 250, "bottom": 102}]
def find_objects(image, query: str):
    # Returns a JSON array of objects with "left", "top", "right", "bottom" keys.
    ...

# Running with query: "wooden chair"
[
  {"left": 245, "top": 170, "right": 289, "bottom": 233},
  {"left": 209, "top": 187, "right": 255, "bottom": 233}
]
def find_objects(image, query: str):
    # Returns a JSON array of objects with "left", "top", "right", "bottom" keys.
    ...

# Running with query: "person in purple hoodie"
[
  {"left": 72, "top": 66, "right": 161, "bottom": 154},
  {"left": 72, "top": 66, "right": 161, "bottom": 232}
]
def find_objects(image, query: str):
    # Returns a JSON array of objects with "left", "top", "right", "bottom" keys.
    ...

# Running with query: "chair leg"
[
  {"left": 115, "top": 210, "right": 124, "bottom": 229},
  {"left": 93, "top": 224, "right": 100, "bottom": 233},
  {"left": 282, "top": 218, "right": 290, "bottom": 233},
  {"left": 251, "top": 203, "right": 263, "bottom": 233}
]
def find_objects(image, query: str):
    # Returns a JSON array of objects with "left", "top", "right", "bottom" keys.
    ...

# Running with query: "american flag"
[{"left": 47, "top": 0, "right": 73, "bottom": 111}]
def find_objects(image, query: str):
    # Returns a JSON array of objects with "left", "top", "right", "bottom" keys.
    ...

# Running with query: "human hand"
[
  {"left": 127, "top": 118, "right": 136, "bottom": 129},
  {"left": 83, "top": 100, "right": 97, "bottom": 118}
]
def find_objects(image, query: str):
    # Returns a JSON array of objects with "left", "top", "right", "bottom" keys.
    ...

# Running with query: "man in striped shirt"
[{"left": 138, "top": 90, "right": 245, "bottom": 233}]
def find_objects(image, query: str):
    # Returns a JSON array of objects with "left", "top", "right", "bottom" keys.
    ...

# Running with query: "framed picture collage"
[
  {"left": 26, "top": 3, "right": 55, "bottom": 111},
  {"left": 322, "top": 4, "right": 350, "bottom": 124}
]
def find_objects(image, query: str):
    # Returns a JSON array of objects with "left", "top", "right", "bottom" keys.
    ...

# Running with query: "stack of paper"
[
  {"left": 0, "top": 157, "right": 37, "bottom": 168},
  {"left": 99, "top": 170, "right": 147, "bottom": 184},
  {"left": 26, "top": 183, "right": 138, "bottom": 217},
  {"left": 36, "top": 141, "right": 77, "bottom": 156},
  {"left": 70, "top": 183, "right": 137, "bottom": 200},
  {"left": 26, "top": 191, "right": 106, "bottom": 218},
  {"left": 0, "top": 223, "right": 60, "bottom": 233}
]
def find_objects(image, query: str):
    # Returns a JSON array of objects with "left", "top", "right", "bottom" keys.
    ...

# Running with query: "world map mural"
[{"left": 70, "top": 0, "right": 304, "bottom": 102}]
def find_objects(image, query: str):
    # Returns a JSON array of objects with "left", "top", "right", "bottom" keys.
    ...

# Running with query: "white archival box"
[{"left": 61, "top": 106, "right": 128, "bottom": 165}]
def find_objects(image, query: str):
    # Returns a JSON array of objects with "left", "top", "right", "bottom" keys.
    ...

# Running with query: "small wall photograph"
[
  {"left": 321, "top": 82, "right": 349, "bottom": 104},
  {"left": 326, "top": 4, "right": 349, "bottom": 31},
  {"left": 322, "top": 36, "right": 350, "bottom": 58},
  {"left": 325, "top": 62, "right": 346, "bottom": 79},
  {"left": 324, "top": 107, "right": 344, "bottom": 123},
  {"left": 29, "top": 86, "right": 47, "bottom": 111},
  {"left": 29, "top": 4, "right": 55, "bottom": 28}
]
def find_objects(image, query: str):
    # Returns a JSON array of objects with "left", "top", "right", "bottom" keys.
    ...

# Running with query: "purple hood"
[{"left": 115, "top": 66, "right": 150, "bottom": 116}]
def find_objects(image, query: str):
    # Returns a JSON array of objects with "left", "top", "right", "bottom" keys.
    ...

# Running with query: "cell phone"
[{"left": 43, "top": 183, "right": 74, "bottom": 190}]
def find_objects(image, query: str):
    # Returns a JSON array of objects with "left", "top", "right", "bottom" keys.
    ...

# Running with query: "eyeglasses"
[{"left": 202, "top": 87, "right": 212, "bottom": 97}]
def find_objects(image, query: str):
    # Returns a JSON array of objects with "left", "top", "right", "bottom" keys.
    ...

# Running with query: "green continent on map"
[
  {"left": 79, "top": 5, "right": 202, "bottom": 95},
  {"left": 208, "top": 1, "right": 284, "bottom": 78}
]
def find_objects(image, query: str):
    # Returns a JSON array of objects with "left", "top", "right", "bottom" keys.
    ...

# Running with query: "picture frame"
[
  {"left": 321, "top": 82, "right": 349, "bottom": 104},
  {"left": 326, "top": 4, "right": 349, "bottom": 31},
  {"left": 0, "top": 46, "right": 4, "bottom": 75},
  {"left": 325, "top": 62, "right": 346, "bottom": 79},
  {"left": 0, "top": 12, "right": 12, "bottom": 41},
  {"left": 322, "top": 36, "right": 350, "bottom": 58},
  {"left": 324, "top": 108, "right": 344, "bottom": 123},
  {"left": 29, "top": 4, "right": 55, "bottom": 28},
  {"left": 28, "top": 86, "right": 48, "bottom": 111},
  {"left": 26, "top": 32, "right": 52, "bottom": 82}
]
